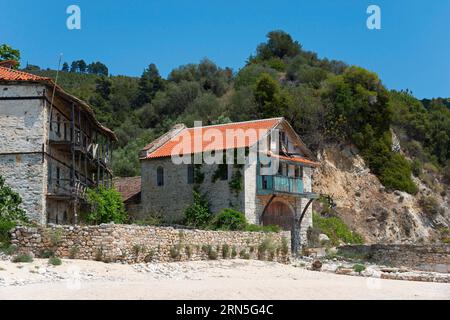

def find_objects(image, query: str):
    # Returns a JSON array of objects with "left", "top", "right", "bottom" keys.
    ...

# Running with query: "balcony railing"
[{"left": 257, "top": 175, "right": 304, "bottom": 195}]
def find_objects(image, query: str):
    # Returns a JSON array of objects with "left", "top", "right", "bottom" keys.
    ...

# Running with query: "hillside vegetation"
[{"left": 28, "top": 31, "right": 450, "bottom": 195}]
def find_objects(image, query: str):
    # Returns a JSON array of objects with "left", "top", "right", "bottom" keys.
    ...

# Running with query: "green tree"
[
  {"left": 86, "top": 187, "right": 127, "bottom": 224},
  {"left": 256, "top": 30, "right": 301, "bottom": 60},
  {"left": 62, "top": 62, "right": 69, "bottom": 72},
  {"left": 0, "top": 44, "right": 20, "bottom": 68},
  {"left": 254, "top": 73, "right": 292, "bottom": 118},
  {"left": 184, "top": 188, "right": 212, "bottom": 228},
  {"left": 78, "top": 60, "right": 87, "bottom": 73},
  {"left": 135, "top": 63, "right": 165, "bottom": 107}
]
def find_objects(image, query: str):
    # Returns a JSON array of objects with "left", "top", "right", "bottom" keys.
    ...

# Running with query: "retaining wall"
[{"left": 10, "top": 224, "right": 291, "bottom": 264}]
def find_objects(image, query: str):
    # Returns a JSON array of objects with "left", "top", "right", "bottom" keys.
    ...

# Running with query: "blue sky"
[{"left": 1, "top": 0, "right": 449, "bottom": 98}]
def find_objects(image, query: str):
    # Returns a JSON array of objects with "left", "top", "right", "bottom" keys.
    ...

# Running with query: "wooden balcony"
[{"left": 257, "top": 175, "right": 302, "bottom": 194}]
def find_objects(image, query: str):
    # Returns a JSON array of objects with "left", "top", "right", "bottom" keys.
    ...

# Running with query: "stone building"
[
  {"left": 0, "top": 62, "right": 116, "bottom": 225},
  {"left": 140, "top": 118, "right": 319, "bottom": 248}
]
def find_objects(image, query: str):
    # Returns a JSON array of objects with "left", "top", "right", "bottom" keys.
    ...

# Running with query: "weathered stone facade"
[
  {"left": 338, "top": 244, "right": 450, "bottom": 273},
  {"left": 10, "top": 224, "right": 291, "bottom": 264},
  {"left": 0, "top": 84, "right": 47, "bottom": 224}
]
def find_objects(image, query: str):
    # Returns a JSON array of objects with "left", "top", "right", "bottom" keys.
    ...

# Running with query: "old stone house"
[
  {"left": 0, "top": 62, "right": 116, "bottom": 225},
  {"left": 140, "top": 118, "right": 319, "bottom": 247}
]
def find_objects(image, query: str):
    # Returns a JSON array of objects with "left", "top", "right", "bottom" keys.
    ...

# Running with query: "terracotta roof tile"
[
  {"left": 268, "top": 153, "right": 319, "bottom": 167},
  {"left": 0, "top": 66, "right": 51, "bottom": 82},
  {"left": 145, "top": 118, "right": 282, "bottom": 159},
  {"left": 113, "top": 176, "right": 141, "bottom": 202}
]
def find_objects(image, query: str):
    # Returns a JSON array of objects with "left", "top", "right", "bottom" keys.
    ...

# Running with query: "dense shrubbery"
[
  {"left": 0, "top": 175, "right": 28, "bottom": 247},
  {"left": 184, "top": 193, "right": 280, "bottom": 232},
  {"left": 312, "top": 212, "right": 364, "bottom": 246},
  {"left": 211, "top": 208, "right": 247, "bottom": 231},
  {"left": 85, "top": 187, "right": 127, "bottom": 224}
]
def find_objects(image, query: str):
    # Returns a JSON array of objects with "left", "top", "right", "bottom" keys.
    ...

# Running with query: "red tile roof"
[
  {"left": 113, "top": 176, "right": 141, "bottom": 202},
  {"left": 145, "top": 118, "right": 283, "bottom": 159},
  {"left": 268, "top": 152, "right": 319, "bottom": 167},
  {"left": 0, "top": 66, "right": 51, "bottom": 82}
]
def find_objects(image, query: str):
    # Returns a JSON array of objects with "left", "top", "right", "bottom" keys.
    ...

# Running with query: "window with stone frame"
[
  {"left": 219, "top": 163, "right": 228, "bottom": 180},
  {"left": 156, "top": 166, "right": 164, "bottom": 186},
  {"left": 187, "top": 164, "right": 194, "bottom": 184}
]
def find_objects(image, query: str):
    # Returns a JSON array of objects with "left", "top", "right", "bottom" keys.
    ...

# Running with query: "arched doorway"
[{"left": 262, "top": 200, "right": 294, "bottom": 231}]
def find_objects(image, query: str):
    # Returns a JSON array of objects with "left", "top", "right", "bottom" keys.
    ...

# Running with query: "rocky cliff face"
[{"left": 312, "top": 144, "right": 450, "bottom": 244}]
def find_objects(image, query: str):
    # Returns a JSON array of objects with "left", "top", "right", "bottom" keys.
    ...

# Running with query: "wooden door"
[{"left": 262, "top": 201, "right": 294, "bottom": 231}]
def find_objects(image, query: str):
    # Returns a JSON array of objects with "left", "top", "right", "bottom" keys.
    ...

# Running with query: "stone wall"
[
  {"left": 338, "top": 244, "right": 450, "bottom": 273},
  {"left": 0, "top": 154, "right": 46, "bottom": 224},
  {"left": 0, "top": 84, "right": 47, "bottom": 224},
  {"left": 10, "top": 224, "right": 291, "bottom": 264}
]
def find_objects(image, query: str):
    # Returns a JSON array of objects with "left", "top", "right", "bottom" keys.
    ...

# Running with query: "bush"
[
  {"left": 0, "top": 218, "right": 15, "bottom": 244},
  {"left": 313, "top": 213, "right": 364, "bottom": 246},
  {"left": 49, "top": 229, "right": 63, "bottom": 246},
  {"left": 144, "top": 250, "right": 155, "bottom": 262},
  {"left": 231, "top": 246, "right": 237, "bottom": 258},
  {"left": 0, "top": 176, "right": 29, "bottom": 247},
  {"left": 69, "top": 246, "right": 80, "bottom": 259},
  {"left": 239, "top": 250, "right": 250, "bottom": 260},
  {"left": 353, "top": 264, "right": 366, "bottom": 273},
  {"left": 378, "top": 153, "right": 418, "bottom": 194},
  {"left": 184, "top": 189, "right": 212, "bottom": 228},
  {"left": 207, "top": 247, "right": 218, "bottom": 260},
  {"left": 211, "top": 208, "right": 247, "bottom": 231},
  {"left": 40, "top": 249, "right": 54, "bottom": 258},
  {"left": 222, "top": 244, "right": 230, "bottom": 258},
  {"left": 258, "top": 237, "right": 276, "bottom": 260},
  {"left": 48, "top": 257, "right": 62, "bottom": 266},
  {"left": 244, "top": 224, "right": 281, "bottom": 233},
  {"left": 419, "top": 196, "right": 440, "bottom": 217},
  {"left": 170, "top": 244, "right": 182, "bottom": 260},
  {"left": 0, "top": 175, "right": 28, "bottom": 222},
  {"left": 280, "top": 237, "right": 289, "bottom": 255},
  {"left": 86, "top": 187, "right": 127, "bottom": 224},
  {"left": 12, "top": 253, "right": 33, "bottom": 263},
  {"left": 1, "top": 244, "right": 17, "bottom": 255}
]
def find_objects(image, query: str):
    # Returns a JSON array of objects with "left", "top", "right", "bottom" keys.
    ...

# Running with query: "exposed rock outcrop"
[{"left": 313, "top": 144, "right": 449, "bottom": 244}]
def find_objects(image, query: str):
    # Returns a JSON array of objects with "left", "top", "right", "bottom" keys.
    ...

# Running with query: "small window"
[
  {"left": 48, "top": 163, "right": 52, "bottom": 184},
  {"left": 56, "top": 114, "right": 61, "bottom": 136},
  {"left": 156, "top": 166, "right": 164, "bottom": 186},
  {"left": 187, "top": 165, "right": 194, "bottom": 184},
  {"left": 56, "top": 167, "right": 60, "bottom": 186},
  {"left": 219, "top": 164, "right": 228, "bottom": 180},
  {"left": 295, "top": 166, "right": 303, "bottom": 178}
]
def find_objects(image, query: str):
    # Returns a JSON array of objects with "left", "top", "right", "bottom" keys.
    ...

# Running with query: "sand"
[{"left": 0, "top": 258, "right": 449, "bottom": 300}]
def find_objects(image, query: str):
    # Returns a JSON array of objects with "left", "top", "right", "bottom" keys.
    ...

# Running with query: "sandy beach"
[{"left": 0, "top": 258, "right": 449, "bottom": 300}]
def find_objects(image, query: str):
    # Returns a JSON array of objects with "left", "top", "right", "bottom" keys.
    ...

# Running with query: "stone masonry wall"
[
  {"left": 10, "top": 224, "right": 291, "bottom": 264},
  {"left": 0, "top": 154, "right": 45, "bottom": 224},
  {"left": 338, "top": 244, "right": 450, "bottom": 273},
  {"left": 0, "top": 84, "right": 47, "bottom": 224}
]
